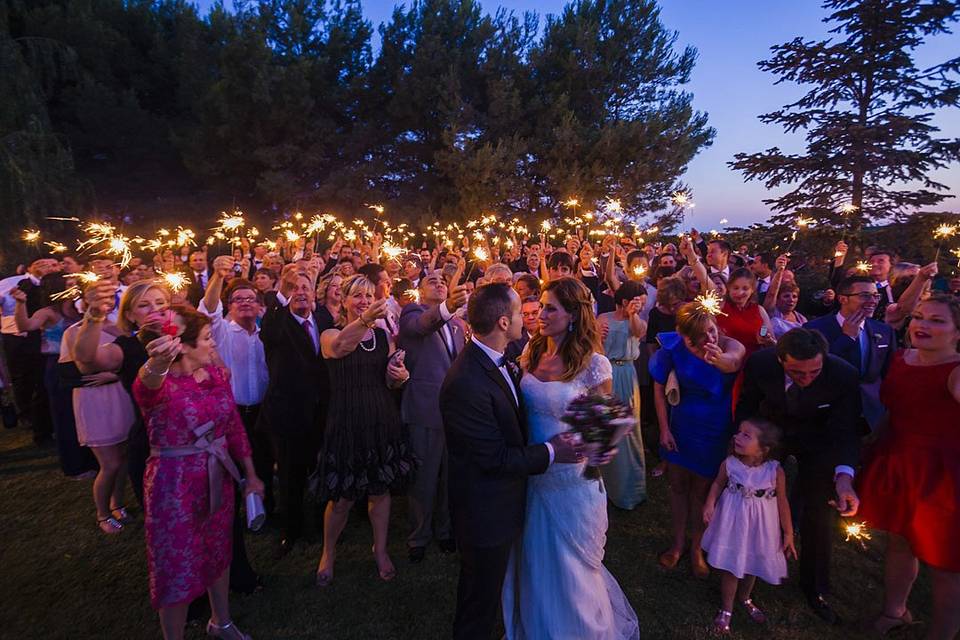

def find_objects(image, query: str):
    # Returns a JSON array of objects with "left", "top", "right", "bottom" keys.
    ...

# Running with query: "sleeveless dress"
[
  {"left": 132, "top": 366, "right": 251, "bottom": 609},
  {"left": 858, "top": 353, "right": 960, "bottom": 571},
  {"left": 718, "top": 301, "right": 763, "bottom": 406},
  {"left": 648, "top": 332, "right": 737, "bottom": 478},
  {"left": 315, "top": 328, "right": 417, "bottom": 502},
  {"left": 599, "top": 314, "right": 647, "bottom": 509},
  {"left": 502, "top": 353, "right": 640, "bottom": 640},
  {"left": 59, "top": 323, "right": 135, "bottom": 447},
  {"left": 701, "top": 456, "right": 787, "bottom": 584}
]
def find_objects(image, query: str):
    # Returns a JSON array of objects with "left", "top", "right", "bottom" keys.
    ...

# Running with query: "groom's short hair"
[{"left": 469, "top": 283, "right": 514, "bottom": 335}]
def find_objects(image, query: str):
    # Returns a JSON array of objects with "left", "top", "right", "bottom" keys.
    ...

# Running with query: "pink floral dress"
[{"left": 133, "top": 365, "right": 251, "bottom": 609}]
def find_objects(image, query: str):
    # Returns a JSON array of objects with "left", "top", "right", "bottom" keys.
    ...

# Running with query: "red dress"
[
  {"left": 858, "top": 353, "right": 960, "bottom": 572},
  {"left": 133, "top": 366, "right": 252, "bottom": 609},
  {"left": 718, "top": 301, "right": 763, "bottom": 406}
]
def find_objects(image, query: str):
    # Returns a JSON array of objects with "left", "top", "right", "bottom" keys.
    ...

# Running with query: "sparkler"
[
  {"left": 952, "top": 248, "right": 960, "bottom": 268},
  {"left": 855, "top": 261, "right": 871, "bottom": 273},
  {"left": 784, "top": 216, "right": 815, "bottom": 254},
  {"left": 158, "top": 272, "right": 190, "bottom": 293},
  {"left": 933, "top": 223, "right": 957, "bottom": 261},
  {"left": 843, "top": 521, "right": 872, "bottom": 549},
  {"left": 216, "top": 211, "right": 245, "bottom": 234},
  {"left": 50, "top": 271, "right": 101, "bottom": 302},
  {"left": 22, "top": 229, "right": 41, "bottom": 243},
  {"left": 631, "top": 265, "right": 647, "bottom": 278},
  {"left": 694, "top": 290, "right": 727, "bottom": 317},
  {"left": 404, "top": 289, "right": 420, "bottom": 303},
  {"left": 44, "top": 241, "right": 68, "bottom": 254}
]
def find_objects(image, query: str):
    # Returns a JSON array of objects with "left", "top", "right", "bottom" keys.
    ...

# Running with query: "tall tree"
[{"left": 731, "top": 0, "right": 960, "bottom": 232}]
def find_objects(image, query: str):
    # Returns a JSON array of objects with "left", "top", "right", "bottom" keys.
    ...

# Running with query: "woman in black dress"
[{"left": 315, "top": 274, "right": 416, "bottom": 586}]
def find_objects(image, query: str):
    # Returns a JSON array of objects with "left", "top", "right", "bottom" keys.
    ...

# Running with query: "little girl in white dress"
[{"left": 701, "top": 418, "right": 796, "bottom": 634}]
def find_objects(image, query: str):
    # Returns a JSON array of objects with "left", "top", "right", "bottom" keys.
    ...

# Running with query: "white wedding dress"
[{"left": 502, "top": 353, "right": 640, "bottom": 639}]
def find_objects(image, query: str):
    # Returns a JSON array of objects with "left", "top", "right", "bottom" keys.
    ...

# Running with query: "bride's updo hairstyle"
[{"left": 522, "top": 277, "right": 602, "bottom": 382}]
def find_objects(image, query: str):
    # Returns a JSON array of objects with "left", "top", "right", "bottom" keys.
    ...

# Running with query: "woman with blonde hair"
[
  {"left": 314, "top": 274, "right": 416, "bottom": 586},
  {"left": 504, "top": 276, "right": 640, "bottom": 639},
  {"left": 649, "top": 301, "right": 745, "bottom": 577},
  {"left": 314, "top": 270, "right": 344, "bottom": 332}
]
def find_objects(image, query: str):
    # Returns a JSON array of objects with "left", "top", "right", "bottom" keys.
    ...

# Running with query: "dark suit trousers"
[
  {"left": 237, "top": 404, "right": 274, "bottom": 512},
  {"left": 271, "top": 430, "right": 321, "bottom": 541},
  {"left": 407, "top": 425, "right": 451, "bottom": 548},
  {"left": 2, "top": 333, "right": 52, "bottom": 442},
  {"left": 454, "top": 540, "right": 513, "bottom": 640},
  {"left": 793, "top": 455, "right": 837, "bottom": 596}
]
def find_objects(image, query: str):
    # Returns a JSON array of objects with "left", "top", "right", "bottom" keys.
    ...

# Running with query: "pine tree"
[{"left": 730, "top": 0, "right": 960, "bottom": 233}]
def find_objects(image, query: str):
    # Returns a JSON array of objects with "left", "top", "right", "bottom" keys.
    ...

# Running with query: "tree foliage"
[
  {"left": 730, "top": 0, "right": 960, "bottom": 232},
  {"left": 1, "top": 0, "right": 713, "bottom": 229}
]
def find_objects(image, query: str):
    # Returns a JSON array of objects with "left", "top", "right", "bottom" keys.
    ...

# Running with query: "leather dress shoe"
[
  {"left": 408, "top": 546, "right": 426, "bottom": 564},
  {"left": 275, "top": 537, "right": 297, "bottom": 560},
  {"left": 807, "top": 594, "right": 841, "bottom": 625},
  {"left": 436, "top": 538, "right": 457, "bottom": 554}
]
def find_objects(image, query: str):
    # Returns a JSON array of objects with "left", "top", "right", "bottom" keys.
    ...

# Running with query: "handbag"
[{"left": 665, "top": 370, "right": 680, "bottom": 407}]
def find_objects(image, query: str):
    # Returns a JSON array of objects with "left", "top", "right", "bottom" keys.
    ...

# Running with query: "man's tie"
[
  {"left": 303, "top": 318, "right": 317, "bottom": 354},
  {"left": 785, "top": 382, "right": 802, "bottom": 415}
]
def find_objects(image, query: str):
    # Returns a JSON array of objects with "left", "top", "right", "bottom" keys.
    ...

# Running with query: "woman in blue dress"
[
  {"left": 650, "top": 301, "right": 744, "bottom": 578},
  {"left": 597, "top": 281, "right": 648, "bottom": 509}
]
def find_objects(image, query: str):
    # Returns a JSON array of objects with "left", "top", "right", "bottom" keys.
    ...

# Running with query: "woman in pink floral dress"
[{"left": 133, "top": 305, "right": 264, "bottom": 640}]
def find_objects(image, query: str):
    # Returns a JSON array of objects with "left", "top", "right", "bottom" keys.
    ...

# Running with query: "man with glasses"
[
  {"left": 197, "top": 255, "right": 270, "bottom": 592},
  {"left": 805, "top": 275, "right": 895, "bottom": 433}
]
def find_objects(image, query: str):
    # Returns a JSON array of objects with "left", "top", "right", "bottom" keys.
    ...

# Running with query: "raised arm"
[
  {"left": 679, "top": 236, "right": 715, "bottom": 293},
  {"left": 11, "top": 289, "right": 53, "bottom": 332},
  {"left": 73, "top": 281, "right": 124, "bottom": 373},
  {"left": 762, "top": 254, "right": 790, "bottom": 314},
  {"left": 884, "top": 262, "right": 936, "bottom": 328},
  {"left": 201, "top": 255, "right": 233, "bottom": 314},
  {"left": 321, "top": 298, "right": 388, "bottom": 359}
]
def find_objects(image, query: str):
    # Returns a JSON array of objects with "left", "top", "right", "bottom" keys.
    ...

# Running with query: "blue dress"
[{"left": 648, "top": 332, "right": 735, "bottom": 478}]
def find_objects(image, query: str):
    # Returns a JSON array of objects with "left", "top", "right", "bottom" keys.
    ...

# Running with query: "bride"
[{"left": 502, "top": 277, "right": 640, "bottom": 639}]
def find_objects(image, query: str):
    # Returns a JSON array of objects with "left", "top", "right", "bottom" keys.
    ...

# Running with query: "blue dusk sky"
[{"left": 194, "top": 0, "right": 959, "bottom": 226}]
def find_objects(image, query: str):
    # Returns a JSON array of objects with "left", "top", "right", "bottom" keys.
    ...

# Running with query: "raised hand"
[
  {"left": 447, "top": 284, "right": 469, "bottom": 312},
  {"left": 10, "top": 288, "right": 26, "bottom": 303},
  {"left": 361, "top": 298, "right": 389, "bottom": 324},
  {"left": 212, "top": 255, "right": 234, "bottom": 279},
  {"left": 84, "top": 281, "right": 118, "bottom": 319},
  {"left": 144, "top": 333, "right": 181, "bottom": 366},
  {"left": 840, "top": 307, "right": 866, "bottom": 339}
]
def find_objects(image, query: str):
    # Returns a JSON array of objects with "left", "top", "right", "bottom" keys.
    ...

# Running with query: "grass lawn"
[{"left": 0, "top": 425, "right": 933, "bottom": 639}]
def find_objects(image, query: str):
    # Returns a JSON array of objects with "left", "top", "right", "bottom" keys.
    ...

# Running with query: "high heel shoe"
[
  {"left": 373, "top": 546, "right": 396, "bottom": 581},
  {"left": 206, "top": 619, "right": 251, "bottom": 640},
  {"left": 110, "top": 506, "right": 133, "bottom": 525},
  {"left": 97, "top": 515, "right": 123, "bottom": 534}
]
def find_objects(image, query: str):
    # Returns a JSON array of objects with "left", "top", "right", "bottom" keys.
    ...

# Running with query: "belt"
[{"left": 150, "top": 421, "right": 242, "bottom": 515}]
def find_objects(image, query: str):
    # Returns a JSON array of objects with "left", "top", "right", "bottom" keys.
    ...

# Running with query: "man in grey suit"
[{"left": 398, "top": 271, "right": 469, "bottom": 563}]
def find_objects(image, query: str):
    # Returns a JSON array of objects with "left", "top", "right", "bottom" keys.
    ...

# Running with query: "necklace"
[{"left": 359, "top": 329, "right": 377, "bottom": 352}]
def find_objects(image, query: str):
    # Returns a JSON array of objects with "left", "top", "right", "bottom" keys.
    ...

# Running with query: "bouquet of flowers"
[{"left": 561, "top": 393, "right": 635, "bottom": 479}]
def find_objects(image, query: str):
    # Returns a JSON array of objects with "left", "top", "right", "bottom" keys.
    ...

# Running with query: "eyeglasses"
[
  {"left": 841, "top": 292, "right": 881, "bottom": 301},
  {"left": 230, "top": 296, "right": 258, "bottom": 304}
]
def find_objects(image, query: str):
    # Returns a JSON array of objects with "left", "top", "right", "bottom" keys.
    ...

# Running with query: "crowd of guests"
[{"left": 1, "top": 227, "right": 958, "bottom": 640}]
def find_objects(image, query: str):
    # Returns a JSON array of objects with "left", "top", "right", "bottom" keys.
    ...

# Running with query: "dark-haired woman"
[{"left": 133, "top": 305, "right": 264, "bottom": 640}]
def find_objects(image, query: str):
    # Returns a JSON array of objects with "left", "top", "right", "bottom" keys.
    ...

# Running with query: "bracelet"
[
  {"left": 359, "top": 315, "right": 374, "bottom": 328},
  {"left": 84, "top": 310, "right": 106, "bottom": 323}
]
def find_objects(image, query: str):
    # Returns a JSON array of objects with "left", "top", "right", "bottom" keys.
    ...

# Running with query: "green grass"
[{"left": 0, "top": 425, "right": 933, "bottom": 639}]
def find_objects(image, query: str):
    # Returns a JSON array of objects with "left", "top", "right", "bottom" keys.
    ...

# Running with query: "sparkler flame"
[
  {"left": 216, "top": 212, "right": 245, "bottom": 234},
  {"left": 934, "top": 224, "right": 957, "bottom": 239},
  {"left": 563, "top": 198, "right": 580, "bottom": 208},
  {"left": 473, "top": 247, "right": 489, "bottom": 262},
  {"left": 158, "top": 272, "right": 190, "bottom": 293},
  {"left": 694, "top": 290, "right": 727, "bottom": 317},
  {"left": 855, "top": 261, "right": 871, "bottom": 273},
  {"left": 404, "top": 289, "right": 420, "bottom": 303},
  {"left": 45, "top": 241, "right": 67, "bottom": 253},
  {"left": 843, "top": 521, "right": 872, "bottom": 548},
  {"left": 632, "top": 265, "right": 647, "bottom": 277},
  {"left": 23, "top": 229, "right": 41, "bottom": 242}
]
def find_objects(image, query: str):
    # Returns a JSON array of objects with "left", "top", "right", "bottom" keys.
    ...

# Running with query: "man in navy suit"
[{"left": 804, "top": 275, "right": 895, "bottom": 432}]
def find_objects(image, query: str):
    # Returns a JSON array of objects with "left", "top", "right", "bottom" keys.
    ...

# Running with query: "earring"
[{"left": 568, "top": 321, "right": 574, "bottom": 333}]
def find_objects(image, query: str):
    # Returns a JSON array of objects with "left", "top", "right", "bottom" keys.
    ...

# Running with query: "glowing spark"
[
  {"left": 23, "top": 229, "right": 41, "bottom": 242},
  {"left": 541, "top": 220, "right": 552, "bottom": 232},
  {"left": 855, "top": 261, "right": 870, "bottom": 273},
  {"left": 382, "top": 244, "right": 403, "bottom": 260},
  {"left": 248, "top": 227, "right": 259, "bottom": 238},
  {"left": 563, "top": 198, "right": 580, "bottom": 208},
  {"left": 368, "top": 204, "right": 385, "bottom": 215},
  {"left": 796, "top": 216, "right": 815, "bottom": 228},
  {"left": 45, "top": 241, "right": 67, "bottom": 253},
  {"left": 672, "top": 192, "right": 690, "bottom": 207},
  {"left": 632, "top": 265, "right": 647, "bottom": 277},
  {"left": 404, "top": 289, "right": 420, "bottom": 303},
  {"left": 606, "top": 199, "right": 622, "bottom": 213},
  {"left": 216, "top": 212, "right": 245, "bottom": 233},
  {"left": 176, "top": 227, "right": 196, "bottom": 247},
  {"left": 284, "top": 229, "right": 301, "bottom": 242},
  {"left": 294, "top": 212, "right": 303, "bottom": 220},
  {"left": 934, "top": 224, "right": 957, "bottom": 239},
  {"left": 694, "top": 290, "right": 727, "bottom": 317},
  {"left": 473, "top": 247, "right": 489, "bottom": 262},
  {"left": 719, "top": 218, "right": 728, "bottom": 225},
  {"left": 76, "top": 271, "right": 101, "bottom": 284},
  {"left": 843, "top": 521, "right": 872, "bottom": 548},
  {"left": 839, "top": 203, "right": 858, "bottom": 214},
  {"left": 158, "top": 272, "right": 190, "bottom": 293}
]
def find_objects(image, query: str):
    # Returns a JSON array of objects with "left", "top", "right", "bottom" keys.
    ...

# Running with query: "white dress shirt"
[
  {"left": 0, "top": 274, "right": 30, "bottom": 335},
  {"left": 274, "top": 291, "right": 320, "bottom": 353},
  {"left": 471, "top": 336, "right": 554, "bottom": 464},
  {"left": 198, "top": 300, "right": 269, "bottom": 405}
]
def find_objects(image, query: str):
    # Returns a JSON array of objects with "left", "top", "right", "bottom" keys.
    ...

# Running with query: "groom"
[{"left": 440, "top": 283, "right": 582, "bottom": 640}]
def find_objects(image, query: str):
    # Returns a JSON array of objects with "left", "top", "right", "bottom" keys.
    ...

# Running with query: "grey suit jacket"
[{"left": 398, "top": 302, "right": 466, "bottom": 431}]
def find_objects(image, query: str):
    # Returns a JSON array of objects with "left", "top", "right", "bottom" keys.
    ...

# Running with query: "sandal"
[
  {"left": 868, "top": 610, "right": 915, "bottom": 634},
  {"left": 206, "top": 619, "right": 252, "bottom": 640},
  {"left": 97, "top": 515, "right": 123, "bottom": 534},
  {"left": 110, "top": 506, "right": 133, "bottom": 525},
  {"left": 711, "top": 610, "right": 732, "bottom": 635},
  {"left": 740, "top": 598, "right": 766, "bottom": 624}
]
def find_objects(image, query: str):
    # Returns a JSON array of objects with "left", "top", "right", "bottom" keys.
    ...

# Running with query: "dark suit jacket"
[
  {"left": 181, "top": 266, "right": 212, "bottom": 308},
  {"left": 734, "top": 347, "right": 861, "bottom": 469},
  {"left": 440, "top": 340, "right": 550, "bottom": 548},
  {"left": 397, "top": 302, "right": 465, "bottom": 431},
  {"left": 803, "top": 314, "right": 895, "bottom": 384},
  {"left": 503, "top": 330, "right": 529, "bottom": 365},
  {"left": 256, "top": 303, "right": 328, "bottom": 437}
]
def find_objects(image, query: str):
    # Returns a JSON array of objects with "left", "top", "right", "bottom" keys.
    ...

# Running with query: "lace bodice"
[{"left": 520, "top": 352, "right": 613, "bottom": 446}]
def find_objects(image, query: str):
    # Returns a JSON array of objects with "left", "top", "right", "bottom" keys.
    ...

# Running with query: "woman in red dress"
[
  {"left": 714, "top": 267, "right": 775, "bottom": 406},
  {"left": 858, "top": 294, "right": 960, "bottom": 639}
]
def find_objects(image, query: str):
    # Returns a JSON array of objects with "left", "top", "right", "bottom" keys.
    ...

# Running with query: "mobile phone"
[
  {"left": 759, "top": 326, "right": 768, "bottom": 338},
  {"left": 390, "top": 349, "right": 405, "bottom": 366}
]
